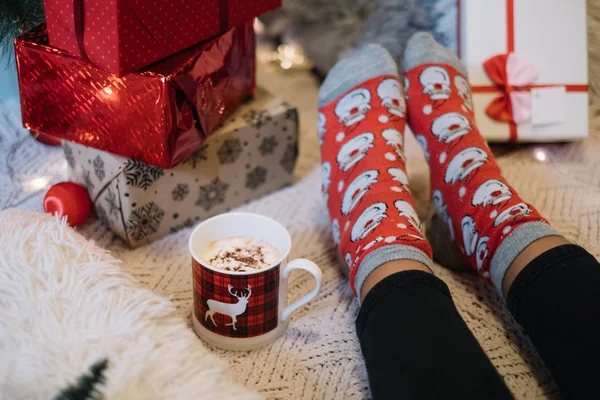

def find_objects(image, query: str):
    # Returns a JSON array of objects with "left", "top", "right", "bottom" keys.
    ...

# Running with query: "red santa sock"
[
  {"left": 403, "top": 33, "right": 561, "bottom": 292},
  {"left": 318, "top": 44, "right": 433, "bottom": 297}
]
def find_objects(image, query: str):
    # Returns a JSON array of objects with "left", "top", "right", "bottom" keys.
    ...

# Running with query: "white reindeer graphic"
[{"left": 205, "top": 284, "right": 251, "bottom": 331}]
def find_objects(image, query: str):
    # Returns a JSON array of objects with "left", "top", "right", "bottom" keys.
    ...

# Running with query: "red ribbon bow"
[{"left": 482, "top": 53, "right": 538, "bottom": 125}]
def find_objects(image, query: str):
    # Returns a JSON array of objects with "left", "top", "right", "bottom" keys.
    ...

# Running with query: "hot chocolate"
[{"left": 201, "top": 236, "right": 280, "bottom": 273}]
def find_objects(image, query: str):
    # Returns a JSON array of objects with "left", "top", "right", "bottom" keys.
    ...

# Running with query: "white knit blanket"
[{"left": 2, "top": 62, "right": 600, "bottom": 398}]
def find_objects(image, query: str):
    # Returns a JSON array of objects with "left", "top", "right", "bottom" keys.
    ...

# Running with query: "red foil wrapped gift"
[
  {"left": 15, "top": 24, "right": 255, "bottom": 169},
  {"left": 44, "top": 0, "right": 280, "bottom": 76}
]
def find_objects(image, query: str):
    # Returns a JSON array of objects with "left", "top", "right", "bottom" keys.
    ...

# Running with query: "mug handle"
[{"left": 281, "top": 258, "right": 323, "bottom": 321}]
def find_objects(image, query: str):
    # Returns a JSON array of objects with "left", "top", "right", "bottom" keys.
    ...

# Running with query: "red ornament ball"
[
  {"left": 44, "top": 182, "right": 91, "bottom": 227},
  {"left": 30, "top": 131, "right": 62, "bottom": 146}
]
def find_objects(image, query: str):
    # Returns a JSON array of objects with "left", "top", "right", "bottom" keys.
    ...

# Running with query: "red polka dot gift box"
[
  {"left": 43, "top": 0, "right": 281, "bottom": 76},
  {"left": 15, "top": 24, "right": 255, "bottom": 169}
]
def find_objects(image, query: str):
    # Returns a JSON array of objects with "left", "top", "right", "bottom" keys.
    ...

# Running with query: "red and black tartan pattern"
[{"left": 193, "top": 258, "right": 280, "bottom": 338}]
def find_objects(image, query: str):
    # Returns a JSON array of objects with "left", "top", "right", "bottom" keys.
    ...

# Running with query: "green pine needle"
[
  {"left": 0, "top": 0, "right": 45, "bottom": 60},
  {"left": 53, "top": 359, "right": 109, "bottom": 400}
]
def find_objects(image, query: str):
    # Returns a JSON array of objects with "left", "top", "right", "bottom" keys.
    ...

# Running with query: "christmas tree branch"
[
  {"left": 0, "top": 0, "right": 45, "bottom": 61},
  {"left": 53, "top": 358, "right": 109, "bottom": 400}
]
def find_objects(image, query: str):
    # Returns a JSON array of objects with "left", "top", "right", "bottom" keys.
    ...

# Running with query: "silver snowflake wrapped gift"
[
  {"left": 63, "top": 142, "right": 76, "bottom": 169},
  {"left": 259, "top": 136, "right": 278, "bottom": 155},
  {"left": 64, "top": 88, "right": 298, "bottom": 248},
  {"left": 124, "top": 159, "right": 164, "bottom": 190},
  {"left": 217, "top": 139, "right": 243, "bottom": 165},
  {"left": 246, "top": 167, "right": 267, "bottom": 190},
  {"left": 172, "top": 184, "right": 190, "bottom": 201},
  {"left": 196, "top": 178, "right": 229, "bottom": 211},
  {"left": 126, "top": 201, "right": 165, "bottom": 241},
  {"left": 93, "top": 155, "right": 105, "bottom": 181}
]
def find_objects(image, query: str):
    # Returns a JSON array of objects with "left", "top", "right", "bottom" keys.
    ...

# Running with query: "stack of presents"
[
  {"left": 13, "top": 0, "right": 590, "bottom": 246},
  {"left": 15, "top": 0, "right": 297, "bottom": 247}
]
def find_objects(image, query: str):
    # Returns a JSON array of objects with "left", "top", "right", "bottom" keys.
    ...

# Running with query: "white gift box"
[{"left": 458, "top": 0, "right": 588, "bottom": 142}]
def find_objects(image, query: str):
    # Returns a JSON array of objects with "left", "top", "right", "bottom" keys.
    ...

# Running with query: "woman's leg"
[
  {"left": 318, "top": 44, "right": 513, "bottom": 399},
  {"left": 403, "top": 32, "right": 600, "bottom": 398},
  {"left": 506, "top": 244, "right": 600, "bottom": 399},
  {"left": 358, "top": 266, "right": 514, "bottom": 400}
]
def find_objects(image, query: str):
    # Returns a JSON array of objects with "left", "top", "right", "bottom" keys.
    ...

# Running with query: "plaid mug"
[{"left": 190, "top": 212, "right": 322, "bottom": 351}]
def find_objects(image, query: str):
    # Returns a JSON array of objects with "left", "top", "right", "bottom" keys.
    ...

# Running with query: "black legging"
[{"left": 356, "top": 244, "right": 600, "bottom": 399}]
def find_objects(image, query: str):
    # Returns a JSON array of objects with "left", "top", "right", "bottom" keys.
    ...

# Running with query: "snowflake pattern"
[
  {"left": 124, "top": 159, "right": 164, "bottom": 190},
  {"left": 196, "top": 178, "right": 229, "bottom": 211},
  {"left": 280, "top": 143, "right": 298, "bottom": 174},
  {"left": 105, "top": 188, "right": 119, "bottom": 216},
  {"left": 184, "top": 144, "right": 209, "bottom": 169},
  {"left": 82, "top": 169, "right": 95, "bottom": 191},
  {"left": 63, "top": 142, "right": 75, "bottom": 169},
  {"left": 259, "top": 136, "right": 278, "bottom": 156},
  {"left": 217, "top": 139, "right": 243, "bottom": 165},
  {"left": 126, "top": 201, "right": 165, "bottom": 241},
  {"left": 172, "top": 183, "right": 189, "bottom": 201},
  {"left": 242, "top": 109, "right": 272, "bottom": 129},
  {"left": 246, "top": 167, "right": 267, "bottom": 190},
  {"left": 170, "top": 218, "right": 196, "bottom": 234},
  {"left": 283, "top": 106, "right": 298, "bottom": 123},
  {"left": 93, "top": 155, "right": 105, "bottom": 181},
  {"left": 96, "top": 204, "right": 108, "bottom": 224}
]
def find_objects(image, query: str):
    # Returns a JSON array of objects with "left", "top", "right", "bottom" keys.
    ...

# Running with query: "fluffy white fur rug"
[{"left": 0, "top": 209, "right": 261, "bottom": 400}]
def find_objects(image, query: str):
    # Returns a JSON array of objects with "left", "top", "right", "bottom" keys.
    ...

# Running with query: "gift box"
[
  {"left": 64, "top": 88, "right": 299, "bottom": 247},
  {"left": 457, "top": 0, "right": 588, "bottom": 142},
  {"left": 44, "top": 0, "right": 280, "bottom": 76},
  {"left": 16, "top": 24, "right": 255, "bottom": 169}
]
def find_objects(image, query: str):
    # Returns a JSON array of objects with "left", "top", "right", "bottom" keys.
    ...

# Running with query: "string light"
[
  {"left": 534, "top": 148, "right": 547, "bottom": 162},
  {"left": 22, "top": 177, "right": 50, "bottom": 191},
  {"left": 258, "top": 43, "right": 312, "bottom": 71}
]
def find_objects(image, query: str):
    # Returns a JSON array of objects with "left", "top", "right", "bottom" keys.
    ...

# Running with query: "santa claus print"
[
  {"left": 394, "top": 200, "right": 422, "bottom": 231},
  {"left": 363, "top": 236, "right": 385, "bottom": 251},
  {"left": 461, "top": 215, "right": 479, "bottom": 257},
  {"left": 345, "top": 252, "right": 353, "bottom": 268},
  {"left": 387, "top": 167, "right": 409, "bottom": 190},
  {"left": 493, "top": 203, "right": 532, "bottom": 227},
  {"left": 317, "top": 112, "right": 327, "bottom": 144},
  {"left": 404, "top": 76, "right": 410, "bottom": 100},
  {"left": 454, "top": 75, "right": 473, "bottom": 112},
  {"left": 376, "top": 78, "right": 406, "bottom": 118},
  {"left": 444, "top": 147, "right": 489, "bottom": 185},
  {"left": 331, "top": 218, "right": 341, "bottom": 245},
  {"left": 342, "top": 170, "right": 379, "bottom": 215},
  {"left": 432, "top": 190, "right": 454, "bottom": 240},
  {"left": 334, "top": 88, "right": 372, "bottom": 126},
  {"left": 475, "top": 236, "right": 489, "bottom": 272},
  {"left": 472, "top": 179, "right": 512, "bottom": 208},
  {"left": 415, "top": 134, "right": 430, "bottom": 161},
  {"left": 431, "top": 112, "right": 472, "bottom": 144},
  {"left": 336, "top": 132, "right": 375, "bottom": 172},
  {"left": 420, "top": 66, "right": 452, "bottom": 100},
  {"left": 321, "top": 162, "right": 332, "bottom": 203},
  {"left": 351, "top": 202, "right": 388, "bottom": 242},
  {"left": 381, "top": 128, "right": 406, "bottom": 161}
]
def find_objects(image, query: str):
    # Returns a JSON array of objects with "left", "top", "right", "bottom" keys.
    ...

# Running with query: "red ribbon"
[
  {"left": 480, "top": 54, "right": 516, "bottom": 124},
  {"left": 72, "top": 0, "right": 87, "bottom": 60}
]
